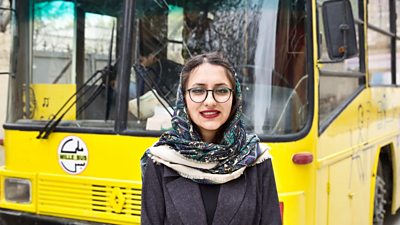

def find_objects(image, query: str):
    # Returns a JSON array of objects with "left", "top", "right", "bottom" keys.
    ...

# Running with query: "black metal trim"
[
  {"left": 0, "top": 208, "right": 105, "bottom": 225},
  {"left": 121, "top": 129, "right": 163, "bottom": 137},
  {"left": 0, "top": 7, "right": 16, "bottom": 12},
  {"left": 319, "top": 69, "right": 365, "bottom": 78},
  {"left": 357, "top": 0, "right": 366, "bottom": 74},
  {"left": 75, "top": 6, "right": 85, "bottom": 119},
  {"left": 368, "top": 23, "right": 398, "bottom": 39},
  {"left": 318, "top": 85, "right": 365, "bottom": 134},
  {"left": 114, "top": 0, "right": 136, "bottom": 133},
  {"left": 0, "top": 122, "right": 217, "bottom": 139},
  {"left": 3, "top": 123, "right": 116, "bottom": 135},
  {"left": 368, "top": 83, "right": 398, "bottom": 87},
  {"left": 389, "top": 0, "right": 396, "bottom": 84}
]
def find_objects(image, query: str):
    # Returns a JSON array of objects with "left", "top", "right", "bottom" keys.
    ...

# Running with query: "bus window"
[
  {"left": 32, "top": 1, "right": 74, "bottom": 84},
  {"left": 29, "top": 1, "right": 76, "bottom": 121},
  {"left": 317, "top": 0, "right": 365, "bottom": 125},
  {"left": 397, "top": 3, "right": 400, "bottom": 85},
  {"left": 368, "top": 0, "right": 392, "bottom": 86},
  {"left": 8, "top": 0, "right": 123, "bottom": 130},
  {"left": 126, "top": 2, "right": 183, "bottom": 131},
  {"left": 79, "top": 12, "right": 117, "bottom": 121},
  {"left": 127, "top": 0, "right": 310, "bottom": 136}
]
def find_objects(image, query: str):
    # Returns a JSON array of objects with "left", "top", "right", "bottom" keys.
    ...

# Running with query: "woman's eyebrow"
[
  {"left": 189, "top": 83, "right": 230, "bottom": 88},
  {"left": 214, "top": 83, "right": 230, "bottom": 86},
  {"left": 190, "top": 83, "right": 206, "bottom": 87}
]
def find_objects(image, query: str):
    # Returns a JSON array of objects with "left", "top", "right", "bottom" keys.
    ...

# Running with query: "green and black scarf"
[{"left": 141, "top": 75, "right": 270, "bottom": 184}]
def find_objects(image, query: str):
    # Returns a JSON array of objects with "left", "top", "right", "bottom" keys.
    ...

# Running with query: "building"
[{"left": 0, "top": 0, "right": 11, "bottom": 141}]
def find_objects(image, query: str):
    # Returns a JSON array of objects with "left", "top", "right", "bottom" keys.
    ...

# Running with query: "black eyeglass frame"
[{"left": 186, "top": 87, "right": 233, "bottom": 103}]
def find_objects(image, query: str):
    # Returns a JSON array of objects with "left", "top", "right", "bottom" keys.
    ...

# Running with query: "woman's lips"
[{"left": 200, "top": 110, "right": 220, "bottom": 119}]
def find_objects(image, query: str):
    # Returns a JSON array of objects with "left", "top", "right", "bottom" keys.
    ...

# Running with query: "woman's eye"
[
  {"left": 215, "top": 88, "right": 229, "bottom": 95},
  {"left": 191, "top": 88, "right": 205, "bottom": 95}
]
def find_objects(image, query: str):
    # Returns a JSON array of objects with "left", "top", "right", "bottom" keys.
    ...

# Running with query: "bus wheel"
[{"left": 373, "top": 161, "right": 387, "bottom": 225}]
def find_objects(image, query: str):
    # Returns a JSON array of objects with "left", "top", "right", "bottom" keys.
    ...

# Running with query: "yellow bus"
[{"left": 0, "top": 0, "right": 399, "bottom": 224}]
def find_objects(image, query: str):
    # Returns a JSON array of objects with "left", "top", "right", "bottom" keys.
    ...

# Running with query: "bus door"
[{"left": 316, "top": 0, "right": 370, "bottom": 224}]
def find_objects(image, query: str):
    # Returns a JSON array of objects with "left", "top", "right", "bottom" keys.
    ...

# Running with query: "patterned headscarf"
[{"left": 141, "top": 53, "right": 270, "bottom": 184}]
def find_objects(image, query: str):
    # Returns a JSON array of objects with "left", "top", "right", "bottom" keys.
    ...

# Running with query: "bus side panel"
[
  {"left": 318, "top": 90, "right": 377, "bottom": 225},
  {"left": 369, "top": 88, "right": 400, "bottom": 214},
  {"left": 328, "top": 154, "right": 371, "bottom": 225},
  {"left": 315, "top": 167, "right": 328, "bottom": 225}
]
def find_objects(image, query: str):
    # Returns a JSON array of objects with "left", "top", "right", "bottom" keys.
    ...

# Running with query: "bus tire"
[{"left": 373, "top": 161, "right": 387, "bottom": 225}]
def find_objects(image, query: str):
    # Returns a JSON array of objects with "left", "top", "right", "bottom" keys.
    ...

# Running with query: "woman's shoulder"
[
  {"left": 142, "top": 156, "right": 166, "bottom": 180},
  {"left": 253, "top": 142, "right": 274, "bottom": 175},
  {"left": 252, "top": 142, "right": 272, "bottom": 166},
  {"left": 255, "top": 157, "right": 273, "bottom": 170},
  {"left": 256, "top": 158, "right": 272, "bottom": 169},
  {"left": 144, "top": 156, "right": 181, "bottom": 179}
]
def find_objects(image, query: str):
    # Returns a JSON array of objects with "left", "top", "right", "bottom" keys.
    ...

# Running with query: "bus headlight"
[{"left": 4, "top": 178, "right": 31, "bottom": 203}]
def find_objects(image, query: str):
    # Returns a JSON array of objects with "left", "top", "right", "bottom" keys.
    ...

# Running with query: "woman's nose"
[{"left": 203, "top": 91, "right": 217, "bottom": 106}]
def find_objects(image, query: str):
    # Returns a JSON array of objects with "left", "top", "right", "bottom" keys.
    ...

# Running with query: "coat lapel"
[
  {"left": 212, "top": 173, "right": 247, "bottom": 225},
  {"left": 164, "top": 167, "right": 208, "bottom": 225}
]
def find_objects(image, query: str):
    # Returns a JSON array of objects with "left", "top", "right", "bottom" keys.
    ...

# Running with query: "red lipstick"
[{"left": 200, "top": 110, "right": 220, "bottom": 119}]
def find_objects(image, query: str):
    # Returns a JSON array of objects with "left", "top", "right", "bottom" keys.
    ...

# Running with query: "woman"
[{"left": 141, "top": 52, "right": 282, "bottom": 225}]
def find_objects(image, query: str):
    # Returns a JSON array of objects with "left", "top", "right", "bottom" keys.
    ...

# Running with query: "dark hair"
[{"left": 180, "top": 52, "right": 236, "bottom": 92}]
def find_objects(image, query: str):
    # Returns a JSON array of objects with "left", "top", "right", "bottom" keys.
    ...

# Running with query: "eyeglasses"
[{"left": 186, "top": 87, "right": 233, "bottom": 103}]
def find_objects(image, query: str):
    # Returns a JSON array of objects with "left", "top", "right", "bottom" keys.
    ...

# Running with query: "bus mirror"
[{"left": 322, "top": 0, "right": 358, "bottom": 61}]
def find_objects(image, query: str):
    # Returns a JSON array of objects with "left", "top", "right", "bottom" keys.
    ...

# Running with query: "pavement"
[{"left": 386, "top": 211, "right": 400, "bottom": 225}]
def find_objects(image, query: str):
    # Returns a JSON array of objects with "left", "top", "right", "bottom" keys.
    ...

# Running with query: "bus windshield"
[
  {"left": 8, "top": 0, "right": 310, "bottom": 136},
  {"left": 128, "top": 0, "right": 309, "bottom": 136}
]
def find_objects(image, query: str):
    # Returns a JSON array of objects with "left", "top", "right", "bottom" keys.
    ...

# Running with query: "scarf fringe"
[
  {"left": 253, "top": 143, "right": 272, "bottom": 165},
  {"left": 149, "top": 145, "right": 218, "bottom": 169},
  {"left": 149, "top": 143, "right": 271, "bottom": 184}
]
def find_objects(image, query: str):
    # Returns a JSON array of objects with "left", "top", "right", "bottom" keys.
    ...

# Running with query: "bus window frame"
[
  {"left": 5, "top": 0, "right": 123, "bottom": 135},
  {"left": 317, "top": 0, "right": 366, "bottom": 135},
  {"left": 5, "top": 0, "right": 316, "bottom": 143},
  {"left": 120, "top": 0, "right": 316, "bottom": 143},
  {"left": 367, "top": 0, "right": 398, "bottom": 87},
  {"left": 318, "top": 84, "right": 365, "bottom": 134}
]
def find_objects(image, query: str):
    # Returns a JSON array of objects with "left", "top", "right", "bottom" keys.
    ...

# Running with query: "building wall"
[{"left": 0, "top": 25, "right": 10, "bottom": 139}]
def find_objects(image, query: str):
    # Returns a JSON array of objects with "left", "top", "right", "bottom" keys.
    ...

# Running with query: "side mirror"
[{"left": 321, "top": 0, "right": 358, "bottom": 61}]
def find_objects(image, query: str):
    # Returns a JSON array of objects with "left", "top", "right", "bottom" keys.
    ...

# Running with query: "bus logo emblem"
[
  {"left": 109, "top": 187, "right": 126, "bottom": 213},
  {"left": 58, "top": 136, "right": 89, "bottom": 175}
]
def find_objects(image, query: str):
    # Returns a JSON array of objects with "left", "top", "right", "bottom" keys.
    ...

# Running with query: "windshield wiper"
[
  {"left": 36, "top": 64, "right": 116, "bottom": 139},
  {"left": 37, "top": 23, "right": 116, "bottom": 139}
]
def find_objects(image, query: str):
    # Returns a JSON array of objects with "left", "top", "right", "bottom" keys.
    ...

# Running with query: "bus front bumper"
[{"left": 0, "top": 209, "right": 106, "bottom": 225}]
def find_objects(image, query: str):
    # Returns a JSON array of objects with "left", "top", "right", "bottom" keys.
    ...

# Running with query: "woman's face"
[{"left": 185, "top": 63, "right": 234, "bottom": 143}]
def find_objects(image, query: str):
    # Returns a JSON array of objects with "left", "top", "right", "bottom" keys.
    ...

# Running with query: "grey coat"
[{"left": 141, "top": 158, "right": 282, "bottom": 225}]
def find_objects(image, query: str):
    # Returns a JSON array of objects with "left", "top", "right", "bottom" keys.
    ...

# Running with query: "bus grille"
[{"left": 37, "top": 174, "right": 141, "bottom": 224}]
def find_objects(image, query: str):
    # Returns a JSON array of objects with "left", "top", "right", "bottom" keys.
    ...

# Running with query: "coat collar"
[{"left": 164, "top": 167, "right": 247, "bottom": 225}]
